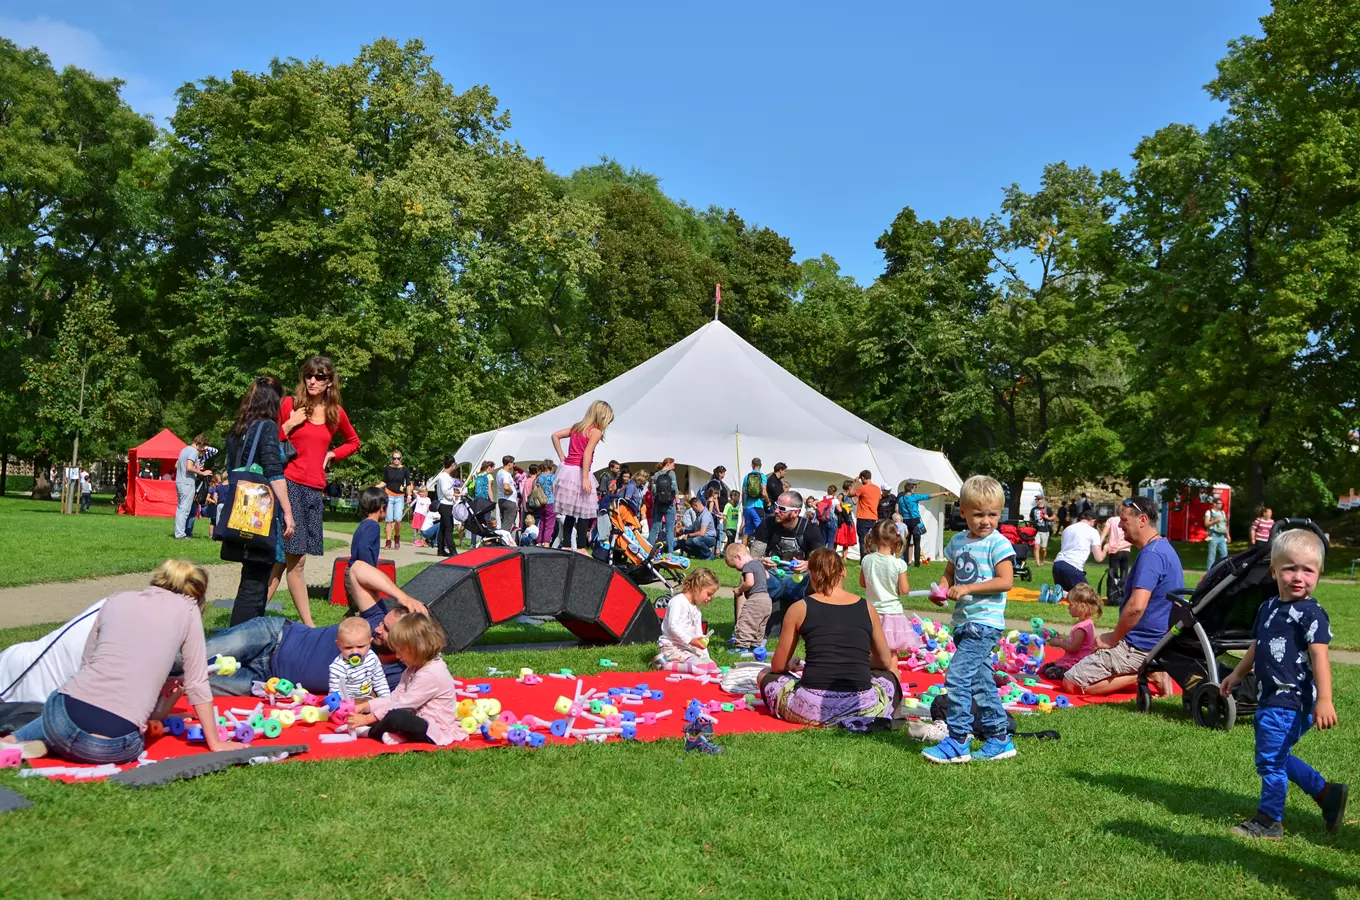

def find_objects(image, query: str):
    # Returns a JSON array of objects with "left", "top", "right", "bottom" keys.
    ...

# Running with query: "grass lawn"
[
  {"left": 4, "top": 587, "right": 1360, "bottom": 898},
  {"left": 0, "top": 497, "right": 344, "bottom": 588}
]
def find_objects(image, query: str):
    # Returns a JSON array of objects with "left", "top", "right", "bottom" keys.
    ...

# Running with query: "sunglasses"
[
  {"left": 304, "top": 372, "right": 332, "bottom": 382},
  {"left": 775, "top": 504, "right": 801, "bottom": 514},
  {"left": 1121, "top": 498, "right": 1153, "bottom": 515}
]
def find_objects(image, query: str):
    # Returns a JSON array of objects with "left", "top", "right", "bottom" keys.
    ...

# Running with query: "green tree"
[
  {"left": 1114, "top": 0, "right": 1360, "bottom": 511},
  {"left": 0, "top": 38, "right": 160, "bottom": 495},
  {"left": 865, "top": 163, "right": 1127, "bottom": 512},
  {"left": 24, "top": 285, "right": 154, "bottom": 511},
  {"left": 158, "top": 38, "right": 599, "bottom": 476}
]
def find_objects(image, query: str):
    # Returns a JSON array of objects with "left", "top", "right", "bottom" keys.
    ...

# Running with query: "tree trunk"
[
  {"left": 0, "top": 431, "right": 7, "bottom": 495},
  {"left": 65, "top": 434, "right": 81, "bottom": 515},
  {"left": 1008, "top": 475, "right": 1025, "bottom": 521},
  {"left": 32, "top": 452, "right": 51, "bottom": 501},
  {"left": 1247, "top": 457, "right": 1267, "bottom": 517}
]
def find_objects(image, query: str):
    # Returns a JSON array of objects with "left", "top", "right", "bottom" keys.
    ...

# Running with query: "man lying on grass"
[{"left": 191, "top": 560, "right": 428, "bottom": 696}]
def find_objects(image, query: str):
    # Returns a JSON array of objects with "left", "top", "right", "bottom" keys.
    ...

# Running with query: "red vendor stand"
[{"left": 120, "top": 429, "right": 189, "bottom": 518}]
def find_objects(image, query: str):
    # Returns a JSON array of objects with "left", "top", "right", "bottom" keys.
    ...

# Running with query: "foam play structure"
[
  {"left": 405, "top": 546, "right": 662, "bottom": 651},
  {"left": 119, "top": 429, "right": 189, "bottom": 517}
]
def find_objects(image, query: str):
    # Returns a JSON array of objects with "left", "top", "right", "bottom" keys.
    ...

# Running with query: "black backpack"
[
  {"left": 654, "top": 471, "right": 676, "bottom": 506},
  {"left": 877, "top": 491, "right": 897, "bottom": 521}
]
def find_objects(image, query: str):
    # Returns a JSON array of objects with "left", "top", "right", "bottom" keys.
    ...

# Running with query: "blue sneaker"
[
  {"left": 922, "top": 736, "right": 971, "bottom": 764},
  {"left": 1052, "top": 585, "right": 1065, "bottom": 603},
  {"left": 974, "top": 736, "right": 1016, "bottom": 761},
  {"left": 1039, "top": 584, "right": 1051, "bottom": 603}
]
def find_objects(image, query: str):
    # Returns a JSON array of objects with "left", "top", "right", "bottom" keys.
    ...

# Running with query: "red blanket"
[{"left": 23, "top": 654, "right": 1140, "bottom": 782}]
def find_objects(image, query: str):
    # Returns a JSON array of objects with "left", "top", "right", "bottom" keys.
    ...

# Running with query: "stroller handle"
[{"left": 1268, "top": 518, "right": 1329, "bottom": 554}]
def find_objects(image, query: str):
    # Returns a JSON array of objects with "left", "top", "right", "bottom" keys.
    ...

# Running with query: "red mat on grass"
[{"left": 24, "top": 649, "right": 1142, "bottom": 782}]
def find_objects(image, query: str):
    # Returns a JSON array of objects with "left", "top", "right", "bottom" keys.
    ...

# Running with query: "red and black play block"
[
  {"left": 405, "top": 547, "right": 661, "bottom": 652},
  {"left": 328, "top": 556, "right": 397, "bottom": 607}
]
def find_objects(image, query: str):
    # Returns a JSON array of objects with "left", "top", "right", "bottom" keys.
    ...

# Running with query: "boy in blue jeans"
[
  {"left": 1221, "top": 527, "right": 1346, "bottom": 838},
  {"left": 924, "top": 474, "right": 1016, "bottom": 764}
]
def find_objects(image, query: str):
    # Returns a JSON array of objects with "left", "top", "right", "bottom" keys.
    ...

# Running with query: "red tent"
[{"left": 121, "top": 429, "right": 189, "bottom": 517}]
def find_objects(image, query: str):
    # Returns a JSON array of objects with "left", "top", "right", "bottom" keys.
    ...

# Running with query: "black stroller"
[
  {"left": 1135, "top": 518, "right": 1326, "bottom": 730},
  {"left": 452, "top": 497, "right": 516, "bottom": 549}
]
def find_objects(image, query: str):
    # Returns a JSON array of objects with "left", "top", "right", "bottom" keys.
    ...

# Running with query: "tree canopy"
[{"left": 3, "top": 2, "right": 1356, "bottom": 521}]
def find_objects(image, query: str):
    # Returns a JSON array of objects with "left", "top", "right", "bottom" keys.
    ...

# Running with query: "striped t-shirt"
[
  {"left": 1252, "top": 517, "right": 1275, "bottom": 543},
  {"left": 945, "top": 530, "right": 1016, "bottom": 630},
  {"left": 328, "top": 649, "right": 391, "bottom": 700}
]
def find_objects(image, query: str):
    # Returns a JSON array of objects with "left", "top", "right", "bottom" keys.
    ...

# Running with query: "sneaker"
[
  {"left": 1053, "top": 585, "right": 1065, "bottom": 603},
  {"left": 684, "top": 720, "right": 714, "bottom": 738},
  {"left": 1039, "top": 584, "right": 1051, "bottom": 603},
  {"left": 922, "top": 736, "right": 972, "bottom": 764},
  {"left": 685, "top": 734, "right": 723, "bottom": 754},
  {"left": 1319, "top": 782, "right": 1349, "bottom": 833},
  {"left": 1231, "top": 814, "right": 1283, "bottom": 839},
  {"left": 974, "top": 736, "right": 1017, "bottom": 761}
]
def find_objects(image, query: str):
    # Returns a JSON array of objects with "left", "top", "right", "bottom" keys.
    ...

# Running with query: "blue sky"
[{"left": 4, "top": 2, "right": 1271, "bottom": 285}]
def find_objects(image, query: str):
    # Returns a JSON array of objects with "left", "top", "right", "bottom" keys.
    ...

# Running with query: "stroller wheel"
[
  {"left": 1189, "top": 682, "right": 1237, "bottom": 731},
  {"left": 1136, "top": 683, "right": 1154, "bottom": 713}
]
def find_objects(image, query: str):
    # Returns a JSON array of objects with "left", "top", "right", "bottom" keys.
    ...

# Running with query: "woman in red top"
[{"left": 278, "top": 356, "right": 360, "bottom": 626}]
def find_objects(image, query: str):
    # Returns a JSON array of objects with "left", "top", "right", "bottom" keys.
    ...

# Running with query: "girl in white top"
[
  {"left": 653, "top": 568, "right": 721, "bottom": 672},
  {"left": 859, "top": 520, "right": 918, "bottom": 653},
  {"left": 410, "top": 488, "right": 434, "bottom": 547}
]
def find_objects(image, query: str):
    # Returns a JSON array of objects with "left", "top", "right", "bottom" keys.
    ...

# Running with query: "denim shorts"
[{"left": 386, "top": 493, "right": 406, "bottom": 521}]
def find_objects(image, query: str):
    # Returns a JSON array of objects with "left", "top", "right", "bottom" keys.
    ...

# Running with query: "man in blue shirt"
[
  {"left": 897, "top": 480, "right": 951, "bottom": 566},
  {"left": 740, "top": 458, "right": 768, "bottom": 545},
  {"left": 1063, "top": 496, "right": 1180, "bottom": 697},
  {"left": 198, "top": 564, "right": 428, "bottom": 696}
]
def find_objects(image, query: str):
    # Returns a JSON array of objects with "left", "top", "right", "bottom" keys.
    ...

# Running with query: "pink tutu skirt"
[
  {"left": 880, "top": 613, "right": 923, "bottom": 654},
  {"left": 554, "top": 464, "right": 598, "bottom": 519}
]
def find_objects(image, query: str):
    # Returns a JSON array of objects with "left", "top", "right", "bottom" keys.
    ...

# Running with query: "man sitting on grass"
[
  {"left": 1062, "top": 495, "right": 1177, "bottom": 697},
  {"left": 198, "top": 561, "right": 428, "bottom": 696}
]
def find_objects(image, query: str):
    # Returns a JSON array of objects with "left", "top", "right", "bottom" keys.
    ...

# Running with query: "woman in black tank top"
[{"left": 759, "top": 549, "right": 902, "bottom": 728}]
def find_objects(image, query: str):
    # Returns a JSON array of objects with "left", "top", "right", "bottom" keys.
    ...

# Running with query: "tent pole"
[{"left": 733, "top": 428, "right": 742, "bottom": 537}]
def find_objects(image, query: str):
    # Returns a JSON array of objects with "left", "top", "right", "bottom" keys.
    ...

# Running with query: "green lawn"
[
  {"left": 4, "top": 586, "right": 1360, "bottom": 898},
  {"left": 0, "top": 496, "right": 345, "bottom": 588}
]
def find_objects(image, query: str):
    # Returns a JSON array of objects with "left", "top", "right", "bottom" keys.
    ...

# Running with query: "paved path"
[{"left": 0, "top": 531, "right": 441, "bottom": 629}]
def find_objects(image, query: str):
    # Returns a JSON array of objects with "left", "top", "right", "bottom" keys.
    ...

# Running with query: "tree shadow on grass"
[
  {"left": 1069, "top": 770, "right": 1256, "bottom": 822},
  {"left": 1104, "top": 819, "right": 1359, "bottom": 900}
]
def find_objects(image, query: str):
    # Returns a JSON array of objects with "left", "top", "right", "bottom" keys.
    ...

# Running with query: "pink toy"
[
  {"left": 0, "top": 745, "right": 22, "bottom": 769},
  {"left": 329, "top": 699, "right": 356, "bottom": 726}
]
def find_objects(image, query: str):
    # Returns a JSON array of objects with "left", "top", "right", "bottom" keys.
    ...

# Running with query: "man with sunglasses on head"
[
  {"left": 381, "top": 450, "right": 412, "bottom": 550},
  {"left": 750, "top": 490, "right": 826, "bottom": 636},
  {"left": 1062, "top": 495, "right": 1180, "bottom": 698}
]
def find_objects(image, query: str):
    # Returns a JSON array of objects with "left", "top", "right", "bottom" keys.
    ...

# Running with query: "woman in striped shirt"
[{"left": 1250, "top": 507, "right": 1275, "bottom": 546}]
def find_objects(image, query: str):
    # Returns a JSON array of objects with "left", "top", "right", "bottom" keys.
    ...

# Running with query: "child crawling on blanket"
[
  {"left": 653, "top": 568, "right": 721, "bottom": 673},
  {"left": 329, "top": 617, "right": 391, "bottom": 700},
  {"left": 346, "top": 614, "right": 460, "bottom": 745}
]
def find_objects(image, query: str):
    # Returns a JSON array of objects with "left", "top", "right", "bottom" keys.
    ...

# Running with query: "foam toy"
[
  {"left": 206, "top": 655, "right": 238, "bottom": 676},
  {"left": 0, "top": 745, "right": 23, "bottom": 769},
  {"left": 769, "top": 556, "right": 805, "bottom": 583}
]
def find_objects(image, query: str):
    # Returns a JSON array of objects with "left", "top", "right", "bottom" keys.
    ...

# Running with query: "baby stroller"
[
  {"left": 608, "top": 499, "right": 688, "bottom": 603},
  {"left": 1134, "top": 518, "right": 1326, "bottom": 730},
  {"left": 998, "top": 523, "right": 1035, "bottom": 582},
  {"left": 451, "top": 497, "right": 516, "bottom": 549}
]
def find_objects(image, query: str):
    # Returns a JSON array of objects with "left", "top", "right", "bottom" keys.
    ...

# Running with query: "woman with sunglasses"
[
  {"left": 382, "top": 451, "right": 412, "bottom": 550},
  {"left": 278, "top": 356, "right": 361, "bottom": 626}
]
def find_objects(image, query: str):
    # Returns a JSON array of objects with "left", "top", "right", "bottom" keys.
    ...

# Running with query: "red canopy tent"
[{"left": 120, "top": 429, "right": 188, "bottom": 517}]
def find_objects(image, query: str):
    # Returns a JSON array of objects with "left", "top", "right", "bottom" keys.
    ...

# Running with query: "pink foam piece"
[{"left": 0, "top": 745, "right": 22, "bottom": 769}]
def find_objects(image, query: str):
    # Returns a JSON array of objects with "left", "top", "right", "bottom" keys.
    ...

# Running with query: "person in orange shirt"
[{"left": 849, "top": 470, "right": 882, "bottom": 555}]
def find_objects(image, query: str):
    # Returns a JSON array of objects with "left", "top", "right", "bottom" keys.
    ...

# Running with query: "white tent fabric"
[{"left": 454, "top": 321, "right": 963, "bottom": 558}]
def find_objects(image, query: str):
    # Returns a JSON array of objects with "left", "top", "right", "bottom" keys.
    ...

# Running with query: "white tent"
[{"left": 454, "top": 320, "right": 963, "bottom": 558}]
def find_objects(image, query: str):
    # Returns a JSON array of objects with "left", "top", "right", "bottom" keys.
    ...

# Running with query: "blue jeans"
[
  {"left": 765, "top": 572, "right": 809, "bottom": 636},
  {"left": 677, "top": 534, "right": 716, "bottom": 559},
  {"left": 11, "top": 691, "right": 144, "bottom": 764},
  {"left": 174, "top": 484, "right": 195, "bottom": 538},
  {"left": 1206, "top": 536, "right": 1228, "bottom": 571},
  {"left": 199, "top": 615, "right": 287, "bottom": 695},
  {"left": 1255, "top": 706, "right": 1326, "bottom": 821},
  {"left": 821, "top": 520, "right": 837, "bottom": 548},
  {"left": 649, "top": 504, "right": 676, "bottom": 553},
  {"left": 943, "top": 622, "right": 1008, "bottom": 742}
]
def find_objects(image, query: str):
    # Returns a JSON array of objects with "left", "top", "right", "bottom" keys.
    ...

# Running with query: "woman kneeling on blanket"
[
  {"left": 3, "top": 561, "right": 238, "bottom": 763},
  {"left": 345, "top": 614, "right": 460, "bottom": 745},
  {"left": 760, "top": 548, "right": 903, "bottom": 729}
]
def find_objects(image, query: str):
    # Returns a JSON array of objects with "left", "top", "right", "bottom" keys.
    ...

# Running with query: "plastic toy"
[
  {"left": 769, "top": 556, "right": 805, "bottom": 583},
  {"left": 599, "top": 659, "right": 617, "bottom": 667},
  {"left": 0, "top": 745, "right": 23, "bottom": 769},
  {"left": 206, "top": 655, "right": 238, "bottom": 676},
  {"left": 329, "top": 699, "right": 355, "bottom": 726}
]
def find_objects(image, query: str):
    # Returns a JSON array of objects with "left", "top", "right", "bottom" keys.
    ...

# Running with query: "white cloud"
[{"left": 0, "top": 16, "right": 177, "bottom": 124}]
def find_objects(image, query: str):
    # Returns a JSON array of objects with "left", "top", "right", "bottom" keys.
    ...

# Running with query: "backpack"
[
  {"left": 877, "top": 491, "right": 897, "bottom": 521},
  {"left": 527, "top": 477, "right": 548, "bottom": 511},
  {"left": 837, "top": 497, "right": 854, "bottom": 525},
  {"left": 744, "top": 472, "right": 763, "bottom": 501},
  {"left": 816, "top": 496, "right": 834, "bottom": 524},
  {"left": 654, "top": 471, "right": 676, "bottom": 506}
]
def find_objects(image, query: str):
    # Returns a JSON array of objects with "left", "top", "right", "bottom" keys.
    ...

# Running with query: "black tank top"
[{"left": 799, "top": 594, "right": 872, "bottom": 692}]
